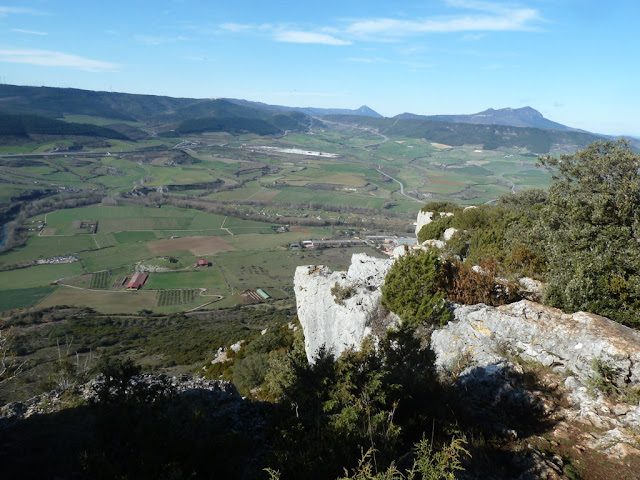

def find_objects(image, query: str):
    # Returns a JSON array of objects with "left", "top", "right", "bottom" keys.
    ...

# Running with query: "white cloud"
[
  {"left": 11, "top": 28, "right": 47, "bottom": 36},
  {"left": 220, "top": 22, "right": 253, "bottom": 32},
  {"left": 0, "top": 6, "right": 46, "bottom": 17},
  {"left": 134, "top": 34, "right": 187, "bottom": 45},
  {"left": 274, "top": 30, "right": 351, "bottom": 45},
  {"left": 346, "top": 8, "right": 541, "bottom": 38},
  {"left": 0, "top": 48, "right": 120, "bottom": 72},
  {"left": 219, "top": 23, "right": 272, "bottom": 33},
  {"left": 216, "top": 1, "right": 542, "bottom": 45}
]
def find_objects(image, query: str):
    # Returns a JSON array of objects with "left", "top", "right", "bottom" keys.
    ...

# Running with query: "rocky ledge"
[{"left": 295, "top": 253, "right": 640, "bottom": 458}]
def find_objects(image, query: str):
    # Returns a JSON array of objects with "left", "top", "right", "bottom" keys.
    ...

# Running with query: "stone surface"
[
  {"left": 1, "top": 374, "right": 241, "bottom": 422},
  {"left": 431, "top": 301, "right": 640, "bottom": 387},
  {"left": 443, "top": 227, "right": 458, "bottom": 241},
  {"left": 414, "top": 210, "right": 454, "bottom": 236},
  {"left": 295, "top": 251, "right": 640, "bottom": 455},
  {"left": 294, "top": 253, "right": 399, "bottom": 363}
]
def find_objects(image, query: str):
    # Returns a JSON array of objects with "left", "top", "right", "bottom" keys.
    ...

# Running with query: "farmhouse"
[
  {"left": 126, "top": 272, "right": 148, "bottom": 290},
  {"left": 194, "top": 259, "right": 211, "bottom": 267}
]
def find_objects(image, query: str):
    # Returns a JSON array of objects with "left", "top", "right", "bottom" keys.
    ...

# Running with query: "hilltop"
[
  {"left": 396, "top": 106, "right": 577, "bottom": 131},
  {"left": 0, "top": 84, "right": 609, "bottom": 153}
]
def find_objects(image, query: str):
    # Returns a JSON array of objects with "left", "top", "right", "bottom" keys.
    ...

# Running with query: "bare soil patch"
[
  {"left": 431, "top": 142, "right": 453, "bottom": 150},
  {"left": 148, "top": 236, "right": 236, "bottom": 256},
  {"left": 39, "top": 228, "right": 57, "bottom": 236}
]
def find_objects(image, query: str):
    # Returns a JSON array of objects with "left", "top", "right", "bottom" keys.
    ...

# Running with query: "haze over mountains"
[{"left": 0, "top": 83, "right": 628, "bottom": 153}]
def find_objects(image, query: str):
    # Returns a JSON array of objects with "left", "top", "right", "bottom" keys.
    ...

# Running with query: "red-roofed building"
[
  {"left": 126, "top": 272, "right": 148, "bottom": 290},
  {"left": 194, "top": 259, "right": 211, "bottom": 267}
]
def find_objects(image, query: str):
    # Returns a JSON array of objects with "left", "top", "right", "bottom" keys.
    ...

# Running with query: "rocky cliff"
[
  {"left": 294, "top": 253, "right": 399, "bottom": 363},
  {"left": 295, "top": 252, "right": 640, "bottom": 458}
]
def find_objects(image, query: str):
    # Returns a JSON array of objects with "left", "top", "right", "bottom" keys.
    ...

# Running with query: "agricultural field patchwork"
[{"left": 0, "top": 115, "right": 557, "bottom": 314}]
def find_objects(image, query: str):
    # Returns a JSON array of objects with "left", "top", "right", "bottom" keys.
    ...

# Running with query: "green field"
[
  {"left": 113, "top": 231, "right": 158, "bottom": 243},
  {"left": 0, "top": 263, "right": 85, "bottom": 290},
  {"left": 0, "top": 286, "right": 56, "bottom": 310},
  {"left": 0, "top": 116, "right": 559, "bottom": 314},
  {"left": 0, "top": 235, "right": 96, "bottom": 265}
]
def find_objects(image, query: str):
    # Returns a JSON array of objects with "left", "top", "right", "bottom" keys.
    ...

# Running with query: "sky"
[{"left": 0, "top": 0, "right": 638, "bottom": 136}]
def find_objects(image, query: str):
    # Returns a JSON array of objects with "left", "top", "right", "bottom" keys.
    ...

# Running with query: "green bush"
[
  {"left": 381, "top": 249, "right": 452, "bottom": 327},
  {"left": 417, "top": 216, "right": 452, "bottom": 243},
  {"left": 233, "top": 353, "right": 270, "bottom": 392},
  {"left": 534, "top": 140, "right": 640, "bottom": 326}
]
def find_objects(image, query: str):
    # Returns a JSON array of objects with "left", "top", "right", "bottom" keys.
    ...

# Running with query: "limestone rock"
[
  {"left": 431, "top": 301, "right": 640, "bottom": 387},
  {"left": 414, "top": 210, "right": 454, "bottom": 236},
  {"left": 294, "top": 253, "right": 399, "bottom": 363},
  {"left": 443, "top": 227, "right": 458, "bottom": 241}
]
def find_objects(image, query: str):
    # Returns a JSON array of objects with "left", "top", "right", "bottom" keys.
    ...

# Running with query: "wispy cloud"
[
  {"left": 134, "top": 34, "right": 187, "bottom": 45},
  {"left": 219, "top": 23, "right": 272, "bottom": 33},
  {"left": 216, "top": 1, "right": 543, "bottom": 46},
  {"left": 11, "top": 28, "right": 47, "bottom": 36},
  {"left": 345, "top": 8, "right": 541, "bottom": 39},
  {"left": 274, "top": 30, "right": 351, "bottom": 46},
  {"left": 0, "top": 6, "right": 46, "bottom": 17},
  {"left": 0, "top": 48, "right": 120, "bottom": 72}
]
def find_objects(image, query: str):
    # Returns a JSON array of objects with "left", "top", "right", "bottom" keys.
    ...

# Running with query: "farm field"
[
  {"left": 0, "top": 189, "right": 380, "bottom": 313},
  {"left": 37, "top": 288, "right": 157, "bottom": 314},
  {"left": 0, "top": 113, "right": 559, "bottom": 315}
]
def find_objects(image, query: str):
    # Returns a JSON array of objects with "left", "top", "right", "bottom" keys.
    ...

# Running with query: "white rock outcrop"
[
  {"left": 294, "top": 253, "right": 399, "bottom": 363},
  {"left": 414, "top": 210, "right": 454, "bottom": 236},
  {"left": 431, "top": 300, "right": 640, "bottom": 386}
]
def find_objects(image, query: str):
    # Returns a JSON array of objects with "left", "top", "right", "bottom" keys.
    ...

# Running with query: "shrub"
[
  {"left": 381, "top": 249, "right": 452, "bottom": 326},
  {"left": 417, "top": 216, "right": 452, "bottom": 243},
  {"left": 443, "top": 258, "right": 520, "bottom": 306},
  {"left": 331, "top": 282, "right": 356, "bottom": 305},
  {"left": 421, "top": 201, "right": 460, "bottom": 213}
]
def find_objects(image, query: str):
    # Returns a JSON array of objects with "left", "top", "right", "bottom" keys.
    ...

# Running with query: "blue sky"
[{"left": 0, "top": 0, "right": 638, "bottom": 135}]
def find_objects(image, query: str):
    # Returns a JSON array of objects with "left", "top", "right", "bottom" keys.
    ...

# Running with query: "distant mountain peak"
[{"left": 396, "top": 106, "right": 572, "bottom": 131}]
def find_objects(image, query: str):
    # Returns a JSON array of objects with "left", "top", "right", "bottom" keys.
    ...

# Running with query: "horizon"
[{"left": 0, "top": 1, "right": 638, "bottom": 136}]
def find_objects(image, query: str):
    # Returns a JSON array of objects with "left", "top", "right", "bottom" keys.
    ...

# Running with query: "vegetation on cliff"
[{"left": 414, "top": 140, "right": 640, "bottom": 328}]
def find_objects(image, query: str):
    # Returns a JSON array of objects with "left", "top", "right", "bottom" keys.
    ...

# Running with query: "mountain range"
[
  {"left": 0, "top": 84, "right": 628, "bottom": 153},
  {"left": 395, "top": 106, "right": 578, "bottom": 131}
]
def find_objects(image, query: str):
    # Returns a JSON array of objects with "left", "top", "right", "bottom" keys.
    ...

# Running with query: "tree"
[{"left": 536, "top": 140, "right": 640, "bottom": 326}]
